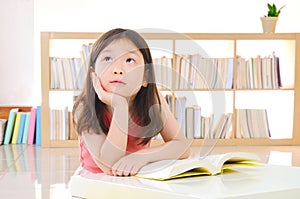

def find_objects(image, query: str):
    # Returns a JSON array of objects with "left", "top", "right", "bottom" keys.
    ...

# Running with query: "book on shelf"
[
  {"left": 185, "top": 106, "right": 195, "bottom": 139},
  {"left": 81, "top": 43, "right": 93, "bottom": 65},
  {"left": 162, "top": 92, "right": 234, "bottom": 140},
  {"left": 236, "top": 53, "right": 281, "bottom": 89},
  {"left": 1, "top": 108, "right": 36, "bottom": 145},
  {"left": 50, "top": 56, "right": 86, "bottom": 90},
  {"left": 201, "top": 114, "right": 214, "bottom": 139},
  {"left": 55, "top": 57, "right": 66, "bottom": 89},
  {"left": 185, "top": 105, "right": 232, "bottom": 139},
  {"left": 154, "top": 54, "right": 234, "bottom": 90},
  {"left": 50, "top": 106, "right": 69, "bottom": 140},
  {"left": 179, "top": 54, "right": 190, "bottom": 89},
  {"left": 225, "top": 58, "right": 234, "bottom": 89},
  {"left": 35, "top": 106, "right": 42, "bottom": 146},
  {"left": 185, "top": 105, "right": 202, "bottom": 139},
  {"left": 49, "top": 106, "right": 78, "bottom": 141},
  {"left": 236, "top": 109, "right": 270, "bottom": 138},
  {"left": 73, "top": 57, "right": 85, "bottom": 90},
  {"left": 162, "top": 56, "right": 173, "bottom": 90},
  {"left": 192, "top": 105, "right": 201, "bottom": 139},
  {"left": 80, "top": 43, "right": 92, "bottom": 85},
  {"left": 68, "top": 57, "right": 78, "bottom": 90},
  {"left": 0, "top": 118, "right": 7, "bottom": 145},
  {"left": 275, "top": 55, "right": 282, "bottom": 88},
  {"left": 212, "top": 113, "right": 233, "bottom": 139},
  {"left": 174, "top": 96, "right": 187, "bottom": 135},
  {"left": 50, "top": 57, "right": 58, "bottom": 89},
  {"left": 16, "top": 112, "right": 27, "bottom": 144},
  {"left": 153, "top": 56, "right": 173, "bottom": 90},
  {"left": 178, "top": 55, "right": 234, "bottom": 90},
  {"left": 11, "top": 112, "right": 22, "bottom": 144},
  {"left": 61, "top": 58, "right": 74, "bottom": 90},
  {"left": 3, "top": 108, "right": 19, "bottom": 144},
  {"left": 253, "top": 56, "right": 262, "bottom": 88},
  {"left": 173, "top": 54, "right": 182, "bottom": 90},
  {"left": 22, "top": 113, "right": 31, "bottom": 144},
  {"left": 27, "top": 107, "right": 37, "bottom": 145},
  {"left": 135, "top": 152, "right": 261, "bottom": 180}
]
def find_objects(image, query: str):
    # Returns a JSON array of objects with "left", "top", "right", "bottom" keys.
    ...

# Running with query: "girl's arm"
[
  {"left": 81, "top": 103, "right": 129, "bottom": 173},
  {"left": 111, "top": 91, "right": 192, "bottom": 176},
  {"left": 79, "top": 72, "right": 130, "bottom": 174}
]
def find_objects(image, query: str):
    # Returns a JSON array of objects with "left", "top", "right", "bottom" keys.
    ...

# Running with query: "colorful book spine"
[
  {"left": 27, "top": 107, "right": 37, "bottom": 145},
  {"left": 11, "top": 112, "right": 22, "bottom": 144},
  {"left": 3, "top": 108, "right": 19, "bottom": 144},
  {"left": 22, "top": 113, "right": 31, "bottom": 144},
  {"left": 17, "top": 113, "right": 26, "bottom": 144},
  {"left": 35, "top": 106, "right": 41, "bottom": 146}
]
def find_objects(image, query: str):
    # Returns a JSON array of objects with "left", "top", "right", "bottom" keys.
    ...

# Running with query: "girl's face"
[{"left": 94, "top": 38, "right": 145, "bottom": 98}]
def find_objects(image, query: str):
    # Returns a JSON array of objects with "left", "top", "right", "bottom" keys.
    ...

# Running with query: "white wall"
[
  {"left": 0, "top": 0, "right": 299, "bottom": 105},
  {"left": 34, "top": 0, "right": 298, "bottom": 33},
  {"left": 0, "top": 0, "right": 34, "bottom": 105}
]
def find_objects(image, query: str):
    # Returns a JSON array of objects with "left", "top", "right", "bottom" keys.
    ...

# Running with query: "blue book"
[
  {"left": 17, "top": 113, "right": 26, "bottom": 144},
  {"left": 35, "top": 106, "right": 41, "bottom": 146},
  {"left": 3, "top": 108, "right": 19, "bottom": 144},
  {"left": 22, "top": 113, "right": 31, "bottom": 144}
]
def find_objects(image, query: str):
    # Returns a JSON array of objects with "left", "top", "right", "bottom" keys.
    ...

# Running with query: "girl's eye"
[
  {"left": 126, "top": 58, "right": 135, "bottom": 63},
  {"left": 104, "top": 57, "right": 112, "bottom": 62}
]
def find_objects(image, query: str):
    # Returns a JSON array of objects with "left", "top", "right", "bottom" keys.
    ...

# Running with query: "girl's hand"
[
  {"left": 111, "top": 154, "right": 149, "bottom": 176},
  {"left": 91, "top": 70, "right": 127, "bottom": 108}
]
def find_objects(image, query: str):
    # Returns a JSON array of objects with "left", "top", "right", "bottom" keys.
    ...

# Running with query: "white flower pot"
[{"left": 260, "top": 17, "right": 278, "bottom": 33}]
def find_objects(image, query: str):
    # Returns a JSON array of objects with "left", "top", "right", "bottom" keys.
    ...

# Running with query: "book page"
[
  {"left": 136, "top": 152, "right": 260, "bottom": 180},
  {"left": 201, "top": 152, "right": 260, "bottom": 172},
  {"left": 136, "top": 158, "right": 215, "bottom": 180}
]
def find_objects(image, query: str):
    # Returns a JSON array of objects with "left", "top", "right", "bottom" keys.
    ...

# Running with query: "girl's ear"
[{"left": 142, "top": 69, "right": 149, "bottom": 87}]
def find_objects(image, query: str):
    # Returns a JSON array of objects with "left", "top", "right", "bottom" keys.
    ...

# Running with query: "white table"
[{"left": 70, "top": 165, "right": 300, "bottom": 199}]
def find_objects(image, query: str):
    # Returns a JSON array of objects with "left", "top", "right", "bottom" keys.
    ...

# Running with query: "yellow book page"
[
  {"left": 168, "top": 168, "right": 211, "bottom": 180},
  {"left": 222, "top": 161, "right": 263, "bottom": 170}
]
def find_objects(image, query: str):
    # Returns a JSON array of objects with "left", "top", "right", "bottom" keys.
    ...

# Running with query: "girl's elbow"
[
  {"left": 94, "top": 156, "right": 114, "bottom": 174},
  {"left": 98, "top": 151, "right": 124, "bottom": 170}
]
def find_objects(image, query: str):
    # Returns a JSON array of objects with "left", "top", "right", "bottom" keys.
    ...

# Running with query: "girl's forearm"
[
  {"left": 135, "top": 139, "right": 191, "bottom": 162},
  {"left": 100, "top": 105, "right": 129, "bottom": 167}
]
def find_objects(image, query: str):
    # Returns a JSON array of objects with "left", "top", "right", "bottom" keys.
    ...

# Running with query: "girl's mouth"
[{"left": 109, "top": 80, "right": 126, "bottom": 85}]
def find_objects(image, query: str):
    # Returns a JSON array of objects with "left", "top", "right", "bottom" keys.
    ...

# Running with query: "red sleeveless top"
[{"left": 79, "top": 109, "right": 151, "bottom": 173}]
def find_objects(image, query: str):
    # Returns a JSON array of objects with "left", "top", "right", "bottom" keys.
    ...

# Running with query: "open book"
[{"left": 135, "top": 152, "right": 261, "bottom": 180}]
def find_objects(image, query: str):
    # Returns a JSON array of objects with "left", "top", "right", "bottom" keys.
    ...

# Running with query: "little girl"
[{"left": 72, "top": 28, "right": 191, "bottom": 176}]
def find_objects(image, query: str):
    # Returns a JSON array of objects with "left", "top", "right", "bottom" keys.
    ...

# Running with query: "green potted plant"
[{"left": 261, "top": 3, "right": 286, "bottom": 33}]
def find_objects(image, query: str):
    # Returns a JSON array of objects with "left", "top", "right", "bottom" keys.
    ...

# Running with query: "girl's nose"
[
  {"left": 112, "top": 58, "right": 125, "bottom": 75},
  {"left": 113, "top": 70, "right": 123, "bottom": 75},
  {"left": 112, "top": 66, "right": 124, "bottom": 75}
]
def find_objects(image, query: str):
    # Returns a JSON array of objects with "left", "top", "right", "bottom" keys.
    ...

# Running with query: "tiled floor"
[{"left": 0, "top": 144, "right": 300, "bottom": 199}]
